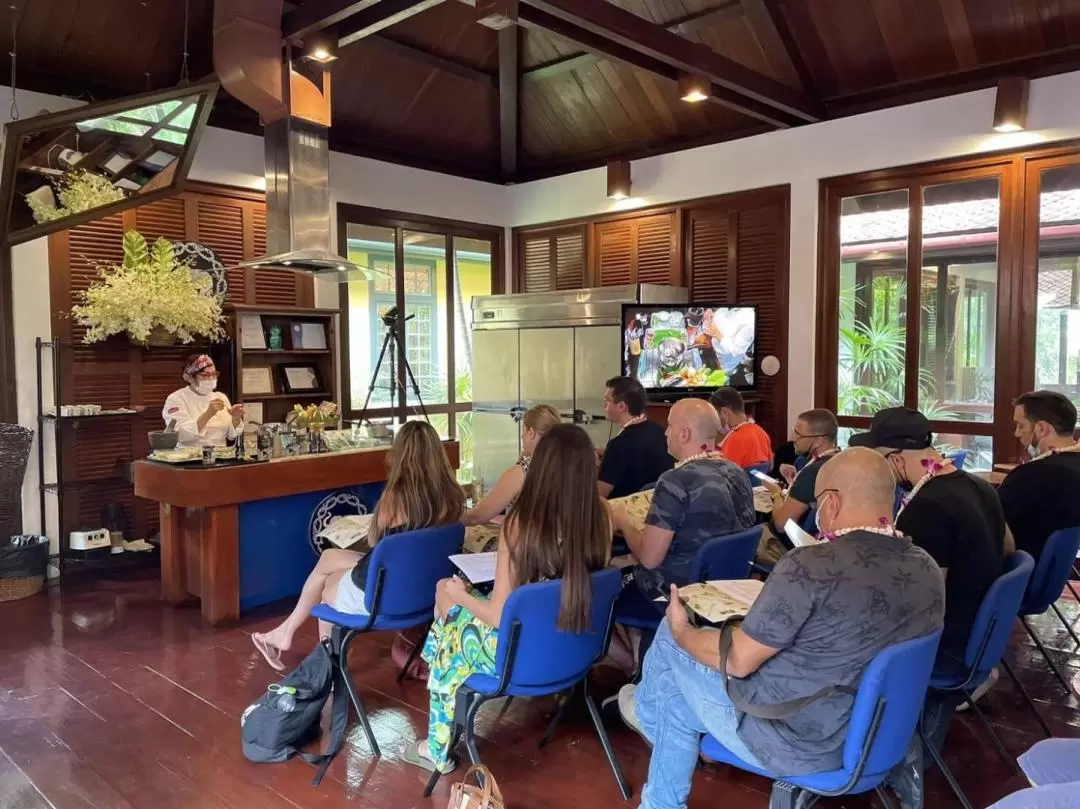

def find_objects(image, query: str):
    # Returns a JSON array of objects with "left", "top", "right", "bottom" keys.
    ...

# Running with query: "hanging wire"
[
  {"left": 179, "top": 0, "right": 190, "bottom": 85},
  {"left": 8, "top": 2, "right": 21, "bottom": 120}
]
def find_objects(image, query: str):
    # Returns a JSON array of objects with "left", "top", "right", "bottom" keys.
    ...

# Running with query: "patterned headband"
[{"left": 183, "top": 354, "right": 214, "bottom": 379}]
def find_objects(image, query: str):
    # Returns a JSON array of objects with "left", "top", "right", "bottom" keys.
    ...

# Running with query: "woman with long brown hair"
[
  {"left": 403, "top": 423, "right": 611, "bottom": 773},
  {"left": 252, "top": 420, "right": 465, "bottom": 671},
  {"left": 464, "top": 404, "right": 561, "bottom": 526}
]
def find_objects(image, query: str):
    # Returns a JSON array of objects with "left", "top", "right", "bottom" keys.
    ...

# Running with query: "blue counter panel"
[{"left": 238, "top": 481, "right": 385, "bottom": 611}]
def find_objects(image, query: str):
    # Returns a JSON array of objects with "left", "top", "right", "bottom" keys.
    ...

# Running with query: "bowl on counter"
[{"left": 148, "top": 431, "right": 179, "bottom": 451}]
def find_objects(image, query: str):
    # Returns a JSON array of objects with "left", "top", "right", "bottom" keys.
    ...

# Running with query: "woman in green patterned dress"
[{"left": 404, "top": 423, "right": 612, "bottom": 773}]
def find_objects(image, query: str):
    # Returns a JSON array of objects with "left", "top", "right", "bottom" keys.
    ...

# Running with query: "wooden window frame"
[
  {"left": 335, "top": 203, "right": 504, "bottom": 439},
  {"left": 815, "top": 137, "right": 1080, "bottom": 464}
]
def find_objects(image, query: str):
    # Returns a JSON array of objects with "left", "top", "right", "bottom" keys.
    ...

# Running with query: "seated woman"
[
  {"left": 404, "top": 423, "right": 611, "bottom": 773},
  {"left": 251, "top": 420, "right": 465, "bottom": 671},
  {"left": 463, "top": 403, "right": 561, "bottom": 527}
]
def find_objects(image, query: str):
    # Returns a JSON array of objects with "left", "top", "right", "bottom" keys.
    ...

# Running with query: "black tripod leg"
[{"left": 357, "top": 328, "right": 396, "bottom": 420}]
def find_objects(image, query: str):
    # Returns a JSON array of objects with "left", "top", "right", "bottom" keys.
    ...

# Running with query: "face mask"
[
  {"left": 193, "top": 379, "right": 217, "bottom": 395},
  {"left": 1028, "top": 442, "right": 1041, "bottom": 458},
  {"left": 890, "top": 456, "right": 914, "bottom": 491}
]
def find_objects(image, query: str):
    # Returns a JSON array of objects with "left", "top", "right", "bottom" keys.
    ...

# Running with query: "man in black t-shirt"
[
  {"left": 598, "top": 376, "right": 673, "bottom": 499},
  {"left": 998, "top": 391, "right": 1080, "bottom": 564},
  {"left": 851, "top": 407, "right": 1006, "bottom": 675}
]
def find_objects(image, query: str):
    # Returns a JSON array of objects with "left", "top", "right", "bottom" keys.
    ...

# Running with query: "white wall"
[{"left": 507, "top": 70, "right": 1080, "bottom": 424}]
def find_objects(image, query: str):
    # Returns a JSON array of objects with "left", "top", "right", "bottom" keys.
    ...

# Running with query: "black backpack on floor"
[{"left": 240, "top": 639, "right": 349, "bottom": 785}]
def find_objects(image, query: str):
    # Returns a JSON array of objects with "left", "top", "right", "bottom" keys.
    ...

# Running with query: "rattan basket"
[{"left": 0, "top": 574, "right": 44, "bottom": 602}]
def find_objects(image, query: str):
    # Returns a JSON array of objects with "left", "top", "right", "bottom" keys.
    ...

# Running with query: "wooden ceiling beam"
[
  {"left": 370, "top": 33, "right": 496, "bottom": 86},
  {"left": 283, "top": 0, "right": 383, "bottom": 39},
  {"left": 517, "top": 0, "right": 821, "bottom": 122},
  {"left": 336, "top": 0, "right": 449, "bottom": 47},
  {"left": 739, "top": 0, "right": 818, "bottom": 96},
  {"left": 497, "top": 20, "right": 520, "bottom": 177},
  {"left": 515, "top": 5, "right": 807, "bottom": 127},
  {"left": 523, "top": 1, "right": 743, "bottom": 82}
]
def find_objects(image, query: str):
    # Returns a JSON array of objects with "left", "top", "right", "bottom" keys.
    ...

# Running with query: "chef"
[{"left": 163, "top": 354, "right": 243, "bottom": 448}]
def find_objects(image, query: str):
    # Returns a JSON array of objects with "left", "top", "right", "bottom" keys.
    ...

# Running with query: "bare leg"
[{"left": 253, "top": 549, "right": 360, "bottom": 664}]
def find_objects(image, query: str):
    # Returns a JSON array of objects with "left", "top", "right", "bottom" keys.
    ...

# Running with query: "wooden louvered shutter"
[
  {"left": 194, "top": 197, "right": 247, "bottom": 304},
  {"left": 594, "top": 213, "right": 676, "bottom": 287},
  {"left": 688, "top": 208, "right": 734, "bottom": 302},
  {"left": 517, "top": 226, "right": 586, "bottom": 292}
]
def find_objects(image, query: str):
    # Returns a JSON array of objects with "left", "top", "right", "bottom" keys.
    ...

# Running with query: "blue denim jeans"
[{"left": 635, "top": 618, "right": 764, "bottom": 809}]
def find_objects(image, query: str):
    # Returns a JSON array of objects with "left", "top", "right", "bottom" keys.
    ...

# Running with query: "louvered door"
[{"left": 594, "top": 212, "right": 677, "bottom": 287}]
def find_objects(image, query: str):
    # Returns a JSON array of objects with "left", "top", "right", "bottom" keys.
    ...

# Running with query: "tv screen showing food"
[{"left": 621, "top": 305, "right": 757, "bottom": 392}]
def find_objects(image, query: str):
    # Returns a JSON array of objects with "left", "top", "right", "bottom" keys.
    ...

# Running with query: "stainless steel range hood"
[{"left": 238, "top": 116, "right": 367, "bottom": 283}]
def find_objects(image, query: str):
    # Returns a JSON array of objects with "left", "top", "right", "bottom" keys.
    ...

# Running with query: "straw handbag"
[{"left": 447, "top": 765, "right": 504, "bottom": 809}]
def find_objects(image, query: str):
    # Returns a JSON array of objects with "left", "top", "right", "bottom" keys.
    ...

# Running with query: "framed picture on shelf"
[
  {"left": 280, "top": 364, "right": 322, "bottom": 393},
  {"left": 242, "top": 366, "right": 274, "bottom": 396},
  {"left": 239, "top": 314, "right": 266, "bottom": 350},
  {"left": 291, "top": 321, "right": 327, "bottom": 350},
  {"left": 243, "top": 402, "right": 264, "bottom": 425}
]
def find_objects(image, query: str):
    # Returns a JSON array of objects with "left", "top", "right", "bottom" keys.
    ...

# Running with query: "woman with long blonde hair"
[
  {"left": 252, "top": 421, "right": 465, "bottom": 671},
  {"left": 464, "top": 403, "right": 561, "bottom": 526},
  {"left": 403, "top": 423, "right": 611, "bottom": 773}
]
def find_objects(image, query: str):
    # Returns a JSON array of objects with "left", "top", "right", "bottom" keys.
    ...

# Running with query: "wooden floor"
[{"left": 0, "top": 573, "right": 1077, "bottom": 809}]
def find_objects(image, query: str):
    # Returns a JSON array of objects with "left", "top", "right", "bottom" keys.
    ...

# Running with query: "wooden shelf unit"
[{"left": 228, "top": 304, "right": 339, "bottom": 424}]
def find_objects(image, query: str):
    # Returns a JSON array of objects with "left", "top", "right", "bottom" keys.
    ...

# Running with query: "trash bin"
[{"left": 0, "top": 535, "right": 49, "bottom": 601}]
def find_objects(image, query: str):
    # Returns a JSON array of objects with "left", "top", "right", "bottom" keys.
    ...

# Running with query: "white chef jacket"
[{"left": 162, "top": 386, "right": 238, "bottom": 448}]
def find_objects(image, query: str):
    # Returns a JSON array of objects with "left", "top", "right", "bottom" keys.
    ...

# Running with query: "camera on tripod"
[{"left": 380, "top": 306, "right": 415, "bottom": 328}]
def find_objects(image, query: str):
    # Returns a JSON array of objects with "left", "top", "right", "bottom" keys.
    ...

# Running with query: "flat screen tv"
[{"left": 620, "top": 304, "right": 758, "bottom": 394}]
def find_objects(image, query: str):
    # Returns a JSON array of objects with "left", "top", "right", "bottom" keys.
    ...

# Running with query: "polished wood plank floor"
[{"left": 0, "top": 573, "right": 1076, "bottom": 809}]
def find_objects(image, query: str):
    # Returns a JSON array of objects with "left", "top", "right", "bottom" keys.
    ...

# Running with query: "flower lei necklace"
[
  {"left": 676, "top": 446, "right": 722, "bottom": 468},
  {"left": 895, "top": 457, "right": 949, "bottom": 518},
  {"left": 619, "top": 414, "right": 647, "bottom": 433},
  {"left": 1028, "top": 442, "right": 1080, "bottom": 462},
  {"left": 819, "top": 519, "right": 904, "bottom": 542}
]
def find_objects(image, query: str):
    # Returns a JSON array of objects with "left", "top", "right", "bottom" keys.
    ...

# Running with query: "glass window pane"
[
  {"left": 453, "top": 237, "right": 493, "bottom": 405},
  {"left": 918, "top": 179, "right": 1000, "bottom": 422},
  {"left": 403, "top": 231, "right": 449, "bottom": 407},
  {"left": 455, "top": 411, "right": 475, "bottom": 486},
  {"left": 837, "top": 190, "right": 909, "bottom": 416},
  {"left": 1034, "top": 165, "right": 1080, "bottom": 410},
  {"left": 345, "top": 223, "right": 396, "bottom": 411},
  {"left": 933, "top": 432, "right": 994, "bottom": 471}
]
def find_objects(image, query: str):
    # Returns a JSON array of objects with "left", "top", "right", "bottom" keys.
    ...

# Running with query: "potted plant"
[{"left": 71, "top": 230, "right": 225, "bottom": 346}]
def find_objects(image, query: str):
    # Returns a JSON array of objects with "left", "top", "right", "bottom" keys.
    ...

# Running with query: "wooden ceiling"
[{"left": 3, "top": 0, "right": 1080, "bottom": 184}]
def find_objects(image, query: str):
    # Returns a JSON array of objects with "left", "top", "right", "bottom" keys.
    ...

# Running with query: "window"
[{"left": 338, "top": 207, "right": 502, "bottom": 485}]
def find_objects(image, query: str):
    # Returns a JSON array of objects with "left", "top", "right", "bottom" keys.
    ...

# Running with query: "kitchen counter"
[{"left": 133, "top": 441, "right": 460, "bottom": 624}]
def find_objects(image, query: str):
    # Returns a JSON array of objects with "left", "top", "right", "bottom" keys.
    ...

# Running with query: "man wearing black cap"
[{"left": 850, "top": 407, "right": 1007, "bottom": 677}]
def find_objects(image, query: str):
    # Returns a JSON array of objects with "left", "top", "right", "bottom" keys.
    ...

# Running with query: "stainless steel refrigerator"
[{"left": 470, "top": 283, "right": 688, "bottom": 490}]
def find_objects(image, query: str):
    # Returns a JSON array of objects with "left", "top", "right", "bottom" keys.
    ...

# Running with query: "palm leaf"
[{"left": 121, "top": 230, "right": 148, "bottom": 270}]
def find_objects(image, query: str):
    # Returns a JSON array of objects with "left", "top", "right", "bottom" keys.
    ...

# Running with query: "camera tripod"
[{"left": 357, "top": 306, "right": 430, "bottom": 424}]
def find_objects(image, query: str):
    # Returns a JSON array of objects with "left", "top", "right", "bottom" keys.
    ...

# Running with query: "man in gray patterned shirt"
[{"left": 618, "top": 448, "right": 945, "bottom": 809}]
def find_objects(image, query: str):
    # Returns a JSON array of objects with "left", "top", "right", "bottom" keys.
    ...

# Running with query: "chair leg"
[
  {"left": 582, "top": 677, "right": 631, "bottom": 801},
  {"left": 999, "top": 658, "right": 1052, "bottom": 737},
  {"left": 462, "top": 691, "right": 488, "bottom": 770},
  {"left": 875, "top": 785, "right": 898, "bottom": 809},
  {"left": 961, "top": 689, "right": 1022, "bottom": 777},
  {"left": 1050, "top": 602, "right": 1080, "bottom": 647},
  {"left": 338, "top": 630, "right": 382, "bottom": 758},
  {"left": 767, "top": 781, "right": 800, "bottom": 809},
  {"left": 1021, "top": 617, "right": 1077, "bottom": 696},
  {"left": 538, "top": 685, "right": 576, "bottom": 749},
  {"left": 1067, "top": 579, "right": 1080, "bottom": 605},
  {"left": 396, "top": 623, "right": 430, "bottom": 685},
  {"left": 919, "top": 728, "right": 972, "bottom": 809},
  {"left": 422, "top": 722, "right": 463, "bottom": 798}
]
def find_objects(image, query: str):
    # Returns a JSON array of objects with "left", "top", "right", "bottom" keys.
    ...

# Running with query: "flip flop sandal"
[
  {"left": 402, "top": 740, "right": 457, "bottom": 774},
  {"left": 252, "top": 634, "right": 286, "bottom": 672}
]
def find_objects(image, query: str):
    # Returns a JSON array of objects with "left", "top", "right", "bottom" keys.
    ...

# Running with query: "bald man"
[
  {"left": 619, "top": 448, "right": 945, "bottom": 809},
  {"left": 610, "top": 398, "right": 756, "bottom": 627}
]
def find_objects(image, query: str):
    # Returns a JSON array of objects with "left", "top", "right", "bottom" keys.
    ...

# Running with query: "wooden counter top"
[{"left": 134, "top": 442, "right": 460, "bottom": 508}]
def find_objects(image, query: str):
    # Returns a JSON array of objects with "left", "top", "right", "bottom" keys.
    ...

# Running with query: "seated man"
[
  {"left": 617, "top": 448, "right": 945, "bottom": 809},
  {"left": 757, "top": 408, "right": 840, "bottom": 564},
  {"left": 850, "top": 407, "right": 1006, "bottom": 678},
  {"left": 599, "top": 376, "right": 673, "bottom": 499},
  {"left": 998, "top": 390, "right": 1080, "bottom": 563},
  {"left": 610, "top": 398, "right": 755, "bottom": 624},
  {"left": 710, "top": 386, "right": 772, "bottom": 469}
]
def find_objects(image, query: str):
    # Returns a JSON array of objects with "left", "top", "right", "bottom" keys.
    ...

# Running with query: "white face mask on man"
[{"left": 193, "top": 378, "right": 217, "bottom": 396}]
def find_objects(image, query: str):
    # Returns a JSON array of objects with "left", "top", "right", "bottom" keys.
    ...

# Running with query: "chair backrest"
[
  {"left": 691, "top": 527, "right": 761, "bottom": 582},
  {"left": 494, "top": 567, "right": 623, "bottom": 692},
  {"left": 0, "top": 424, "right": 33, "bottom": 539},
  {"left": 962, "top": 551, "right": 1034, "bottom": 681},
  {"left": 746, "top": 463, "right": 772, "bottom": 487},
  {"left": 1022, "top": 527, "right": 1080, "bottom": 616},
  {"left": 363, "top": 523, "right": 465, "bottom": 620},
  {"left": 841, "top": 629, "right": 943, "bottom": 782}
]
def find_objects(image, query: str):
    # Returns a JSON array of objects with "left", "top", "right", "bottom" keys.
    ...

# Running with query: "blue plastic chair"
[
  {"left": 422, "top": 567, "right": 629, "bottom": 799},
  {"left": 699, "top": 629, "right": 943, "bottom": 809},
  {"left": 310, "top": 523, "right": 465, "bottom": 758},
  {"left": 690, "top": 526, "right": 761, "bottom": 582},
  {"left": 1018, "top": 527, "right": 1080, "bottom": 698},
  {"left": 921, "top": 552, "right": 1035, "bottom": 809}
]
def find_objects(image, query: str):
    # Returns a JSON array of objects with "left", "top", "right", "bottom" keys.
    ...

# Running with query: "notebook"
[{"left": 450, "top": 551, "right": 497, "bottom": 584}]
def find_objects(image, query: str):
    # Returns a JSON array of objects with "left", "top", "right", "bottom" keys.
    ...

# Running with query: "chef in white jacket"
[{"left": 163, "top": 354, "right": 243, "bottom": 448}]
